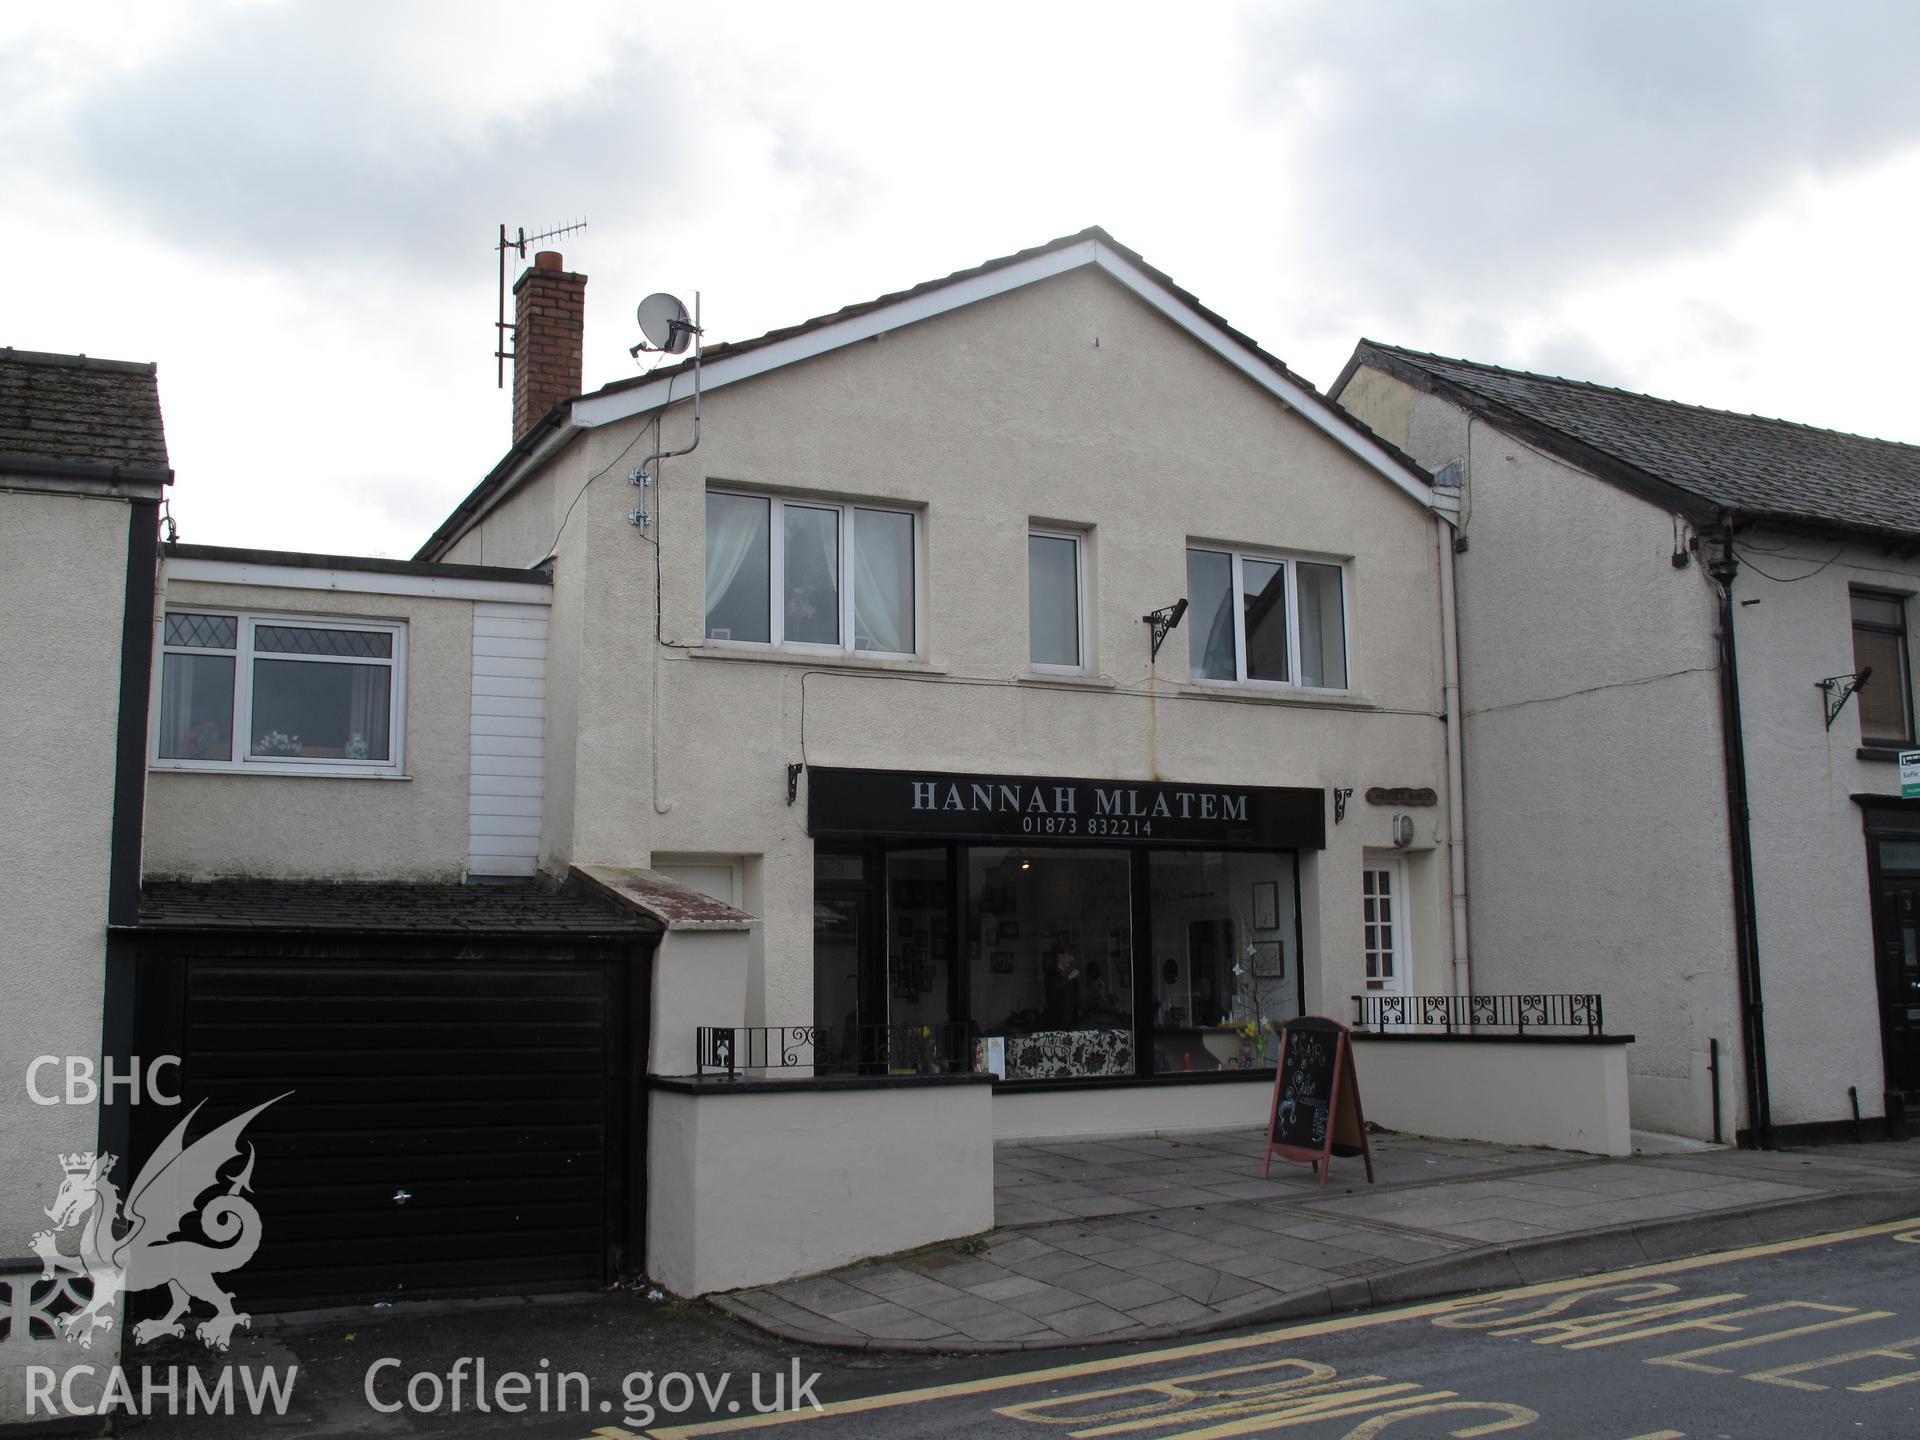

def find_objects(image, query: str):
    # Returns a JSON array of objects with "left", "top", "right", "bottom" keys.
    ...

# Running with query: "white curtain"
[
  {"left": 784, "top": 505, "right": 840, "bottom": 644},
  {"left": 852, "top": 509, "right": 913, "bottom": 653},
  {"left": 1297, "top": 561, "right": 1346, "bottom": 688},
  {"left": 157, "top": 653, "right": 233, "bottom": 760},
  {"left": 158, "top": 654, "right": 195, "bottom": 757},
  {"left": 705, "top": 495, "right": 767, "bottom": 635},
  {"left": 346, "top": 666, "right": 389, "bottom": 760}
]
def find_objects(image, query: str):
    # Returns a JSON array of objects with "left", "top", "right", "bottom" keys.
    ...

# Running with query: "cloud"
[
  {"left": 1511, "top": 329, "right": 1627, "bottom": 389},
  {"left": 1244, "top": 0, "right": 1920, "bottom": 308},
  {"left": 13, "top": 0, "right": 1920, "bottom": 557},
  {"left": 51, "top": 2, "right": 696, "bottom": 285}
]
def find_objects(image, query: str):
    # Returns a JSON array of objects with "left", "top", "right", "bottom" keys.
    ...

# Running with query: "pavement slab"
[
  {"left": 997, "top": 1201, "right": 1075, "bottom": 1224},
  {"left": 1017, "top": 1251, "right": 1108, "bottom": 1283},
  {"left": 717, "top": 1128, "right": 1920, "bottom": 1352},
  {"left": 998, "top": 1286, "right": 1094, "bottom": 1319},
  {"left": 966, "top": 1275, "right": 1053, "bottom": 1302},
  {"left": 1043, "top": 1301, "right": 1137, "bottom": 1338}
]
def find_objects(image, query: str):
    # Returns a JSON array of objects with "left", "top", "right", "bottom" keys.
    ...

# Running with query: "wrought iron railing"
[
  {"left": 1352, "top": 992, "right": 1605, "bottom": 1036},
  {"left": 696, "top": 1023, "right": 976, "bottom": 1078}
]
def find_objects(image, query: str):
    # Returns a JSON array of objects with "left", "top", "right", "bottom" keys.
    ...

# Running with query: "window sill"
[
  {"left": 1180, "top": 683, "right": 1376, "bottom": 711},
  {"left": 994, "top": 1067, "right": 1278, "bottom": 1094},
  {"left": 149, "top": 763, "right": 413, "bottom": 780},
  {"left": 685, "top": 646, "right": 947, "bottom": 677},
  {"left": 1016, "top": 671, "right": 1118, "bottom": 692},
  {"left": 1858, "top": 746, "right": 1911, "bottom": 765}
]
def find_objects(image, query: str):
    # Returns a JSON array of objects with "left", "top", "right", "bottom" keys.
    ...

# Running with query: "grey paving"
[{"left": 710, "top": 1128, "right": 1920, "bottom": 1352}]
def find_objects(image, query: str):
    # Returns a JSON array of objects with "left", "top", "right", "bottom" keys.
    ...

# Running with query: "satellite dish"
[{"left": 636, "top": 292, "right": 693, "bottom": 354}]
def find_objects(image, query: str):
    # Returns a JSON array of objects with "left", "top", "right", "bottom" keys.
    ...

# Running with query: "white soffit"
[
  {"left": 167, "top": 556, "right": 553, "bottom": 605},
  {"left": 567, "top": 238, "right": 1440, "bottom": 514}
]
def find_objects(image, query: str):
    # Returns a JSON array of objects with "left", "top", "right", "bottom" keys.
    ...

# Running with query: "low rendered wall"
[
  {"left": 571, "top": 866, "right": 756, "bottom": 1078},
  {"left": 648, "top": 1075, "right": 995, "bottom": 1296},
  {"left": 1351, "top": 1035, "right": 1633, "bottom": 1156},
  {"left": 994, "top": 1077, "right": 1275, "bottom": 1142}
]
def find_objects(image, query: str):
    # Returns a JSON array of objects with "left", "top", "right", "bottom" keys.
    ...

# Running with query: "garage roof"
[{"left": 136, "top": 879, "right": 661, "bottom": 936}]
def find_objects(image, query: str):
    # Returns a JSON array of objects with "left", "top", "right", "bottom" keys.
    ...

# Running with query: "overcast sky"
[{"left": 7, "top": 1, "right": 1919, "bottom": 558}]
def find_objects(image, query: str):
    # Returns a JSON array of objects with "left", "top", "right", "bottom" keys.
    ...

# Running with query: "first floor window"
[
  {"left": 1028, "top": 529, "right": 1085, "bottom": 670},
  {"left": 1852, "top": 589, "right": 1913, "bottom": 747},
  {"left": 1187, "top": 546, "right": 1348, "bottom": 690},
  {"left": 155, "top": 611, "right": 404, "bottom": 771},
  {"left": 705, "top": 491, "right": 917, "bottom": 656}
]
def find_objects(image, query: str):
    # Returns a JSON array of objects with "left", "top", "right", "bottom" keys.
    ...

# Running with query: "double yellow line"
[{"left": 643, "top": 1217, "right": 1920, "bottom": 1438}]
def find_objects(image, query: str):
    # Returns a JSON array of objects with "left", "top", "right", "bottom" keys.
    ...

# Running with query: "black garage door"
[{"left": 133, "top": 884, "right": 656, "bottom": 1312}]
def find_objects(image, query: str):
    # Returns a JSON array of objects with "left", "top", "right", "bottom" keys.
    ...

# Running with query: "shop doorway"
[
  {"left": 1869, "top": 834, "right": 1920, "bottom": 1096},
  {"left": 1146, "top": 850, "right": 1301, "bottom": 1072},
  {"left": 813, "top": 850, "right": 873, "bottom": 1066}
]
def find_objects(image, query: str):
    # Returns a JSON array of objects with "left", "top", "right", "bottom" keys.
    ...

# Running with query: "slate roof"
[
  {"left": 0, "top": 348, "right": 172, "bottom": 482},
  {"left": 1343, "top": 342, "right": 1920, "bottom": 542},
  {"left": 574, "top": 864, "right": 756, "bottom": 932},
  {"left": 137, "top": 879, "right": 660, "bottom": 935}
]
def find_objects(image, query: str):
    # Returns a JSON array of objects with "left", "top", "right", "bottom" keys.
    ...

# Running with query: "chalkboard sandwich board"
[{"left": 1263, "top": 1015, "right": 1374, "bottom": 1187}]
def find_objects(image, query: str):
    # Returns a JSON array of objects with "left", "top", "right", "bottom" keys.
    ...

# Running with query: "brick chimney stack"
[{"left": 512, "top": 251, "right": 587, "bottom": 443}]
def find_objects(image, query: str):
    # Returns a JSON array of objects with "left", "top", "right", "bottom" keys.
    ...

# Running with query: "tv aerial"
[
  {"left": 492, "top": 217, "right": 587, "bottom": 388},
  {"left": 627, "top": 289, "right": 706, "bottom": 530}
]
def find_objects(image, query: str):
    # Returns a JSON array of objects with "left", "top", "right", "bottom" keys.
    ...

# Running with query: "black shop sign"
[{"left": 806, "top": 767, "right": 1325, "bottom": 850}]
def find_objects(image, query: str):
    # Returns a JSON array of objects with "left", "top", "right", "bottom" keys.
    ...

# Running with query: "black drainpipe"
[
  {"left": 99, "top": 497, "right": 161, "bottom": 1170},
  {"left": 1708, "top": 516, "right": 1772, "bottom": 1147}
]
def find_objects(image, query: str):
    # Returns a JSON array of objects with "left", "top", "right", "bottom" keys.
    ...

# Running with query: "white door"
[{"left": 1362, "top": 860, "right": 1411, "bottom": 1022}]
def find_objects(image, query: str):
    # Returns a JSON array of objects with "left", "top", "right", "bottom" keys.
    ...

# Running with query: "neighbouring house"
[
  {"left": 132, "top": 543, "right": 666, "bottom": 1312},
  {"left": 1335, "top": 341, "right": 1920, "bottom": 1146},
  {"left": 0, "top": 348, "right": 169, "bottom": 1422}
]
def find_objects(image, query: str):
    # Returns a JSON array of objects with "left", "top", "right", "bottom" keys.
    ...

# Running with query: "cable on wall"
[
  {"left": 1730, "top": 542, "right": 1848, "bottom": 584},
  {"left": 533, "top": 353, "right": 676, "bottom": 563}
]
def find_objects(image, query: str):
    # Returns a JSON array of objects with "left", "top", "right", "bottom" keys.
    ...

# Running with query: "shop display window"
[
  {"left": 812, "top": 837, "right": 1300, "bottom": 1084},
  {"left": 967, "top": 847, "right": 1133, "bottom": 1080}
]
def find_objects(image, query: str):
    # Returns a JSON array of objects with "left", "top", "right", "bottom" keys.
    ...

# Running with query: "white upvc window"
[
  {"left": 152, "top": 611, "right": 407, "bottom": 775},
  {"left": 1028, "top": 527, "right": 1087, "bottom": 673},
  {"left": 1185, "top": 545, "right": 1349, "bottom": 691},
  {"left": 704, "top": 490, "right": 919, "bottom": 658}
]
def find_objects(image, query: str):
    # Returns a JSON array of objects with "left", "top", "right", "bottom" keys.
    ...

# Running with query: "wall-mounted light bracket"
[
  {"left": 1818, "top": 668, "right": 1872, "bottom": 730},
  {"left": 786, "top": 762, "right": 804, "bottom": 806},
  {"left": 1142, "top": 598, "right": 1189, "bottom": 663},
  {"left": 1334, "top": 787, "right": 1354, "bottom": 824}
]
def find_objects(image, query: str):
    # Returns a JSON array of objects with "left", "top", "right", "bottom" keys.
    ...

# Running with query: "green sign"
[{"left": 1901, "top": 751, "right": 1920, "bottom": 799}]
